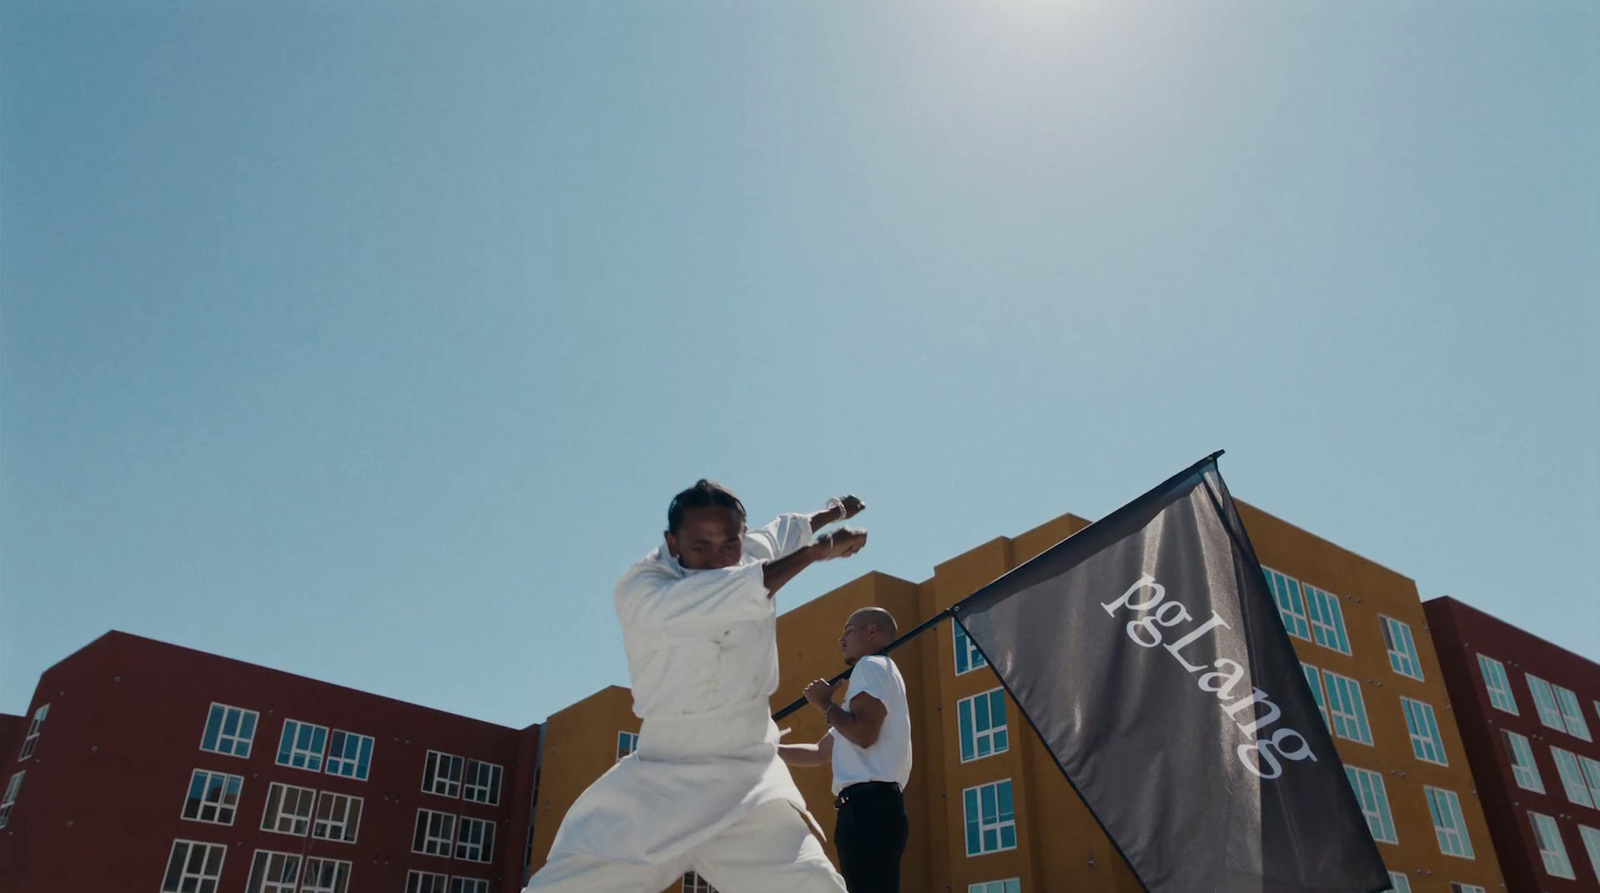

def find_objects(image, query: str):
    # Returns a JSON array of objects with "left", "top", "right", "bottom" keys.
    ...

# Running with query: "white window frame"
[
  {"left": 463, "top": 759, "right": 503, "bottom": 804},
  {"left": 1400, "top": 698, "right": 1448, "bottom": 766},
  {"left": 161, "top": 839, "right": 227, "bottom": 893},
  {"left": 413, "top": 808, "right": 457, "bottom": 857},
  {"left": 455, "top": 815, "right": 497, "bottom": 863},
  {"left": 277, "top": 718, "right": 329, "bottom": 772},
  {"left": 1581, "top": 755, "right": 1600, "bottom": 805},
  {"left": 325, "top": 729, "right": 374, "bottom": 780},
  {"left": 450, "top": 879, "right": 492, "bottom": 893},
  {"left": 1302, "top": 582, "right": 1351, "bottom": 654},
  {"left": 954, "top": 622, "right": 988, "bottom": 674},
  {"left": 616, "top": 733, "right": 639, "bottom": 762},
  {"left": 406, "top": 871, "right": 449, "bottom": 893},
  {"left": 962, "top": 779, "right": 1018, "bottom": 856},
  {"left": 423, "top": 750, "right": 465, "bottom": 797},
  {"left": 1502, "top": 730, "right": 1545, "bottom": 793},
  {"left": 0, "top": 771, "right": 22, "bottom": 829},
  {"left": 18, "top": 703, "right": 50, "bottom": 761},
  {"left": 1527, "top": 674, "right": 1567, "bottom": 731},
  {"left": 1578, "top": 826, "right": 1600, "bottom": 887},
  {"left": 1553, "top": 685, "right": 1592, "bottom": 741},
  {"left": 970, "top": 881, "right": 1021, "bottom": 893},
  {"left": 261, "top": 781, "right": 317, "bottom": 836},
  {"left": 245, "top": 849, "right": 302, "bottom": 893},
  {"left": 1387, "top": 872, "right": 1412, "bottom": 893},
  {"left": 1344, "top": 765, "right": 1398, "bottom": 844},
  {"left": 1424, "top": 787, "right": 1475, "bottom": 859},
  {"left": 1379, "top": 616, "right": 1424, "bottom": 680},
  {"left": 1529, "top": 811, "right": 1575, "bottom": 879},
  {"left": 1263, "top": 567, "right": 1311, "bottom": 641},
  {"left": 1551, "top": 747, "right": 1596, "bottom": 808},
  {"left": 181, "top": 768, "right": 244, "bottom": 826},
  {"left": 1323, "top": 670, "right": 1374, "bottom": 745},
  {"left": 957, "top": 688, "right": 1010, "bottom": 763},
  {"left": 199, "top": 702, "right": 258, "bottom": 759},
  {"left": 1477, "top": 655, "right": 1518, "bottom": 714},
  {"left": 313, "top": 791, "right": 362, "bottom": 843},
  {"left": 1302, "top": 663, "right": 1330, "bottom": 727},
  {"left": 682, "top": 873, "right": 717, "bottom": 893},
  {"left": 300, "top": 856, "right": 352, "bottom": 893}
]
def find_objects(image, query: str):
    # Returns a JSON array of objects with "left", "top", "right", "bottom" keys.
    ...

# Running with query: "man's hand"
[
  {"left": 811, "top": 494, "right": 867, "bottom": 532},
  {"left": 837, "top": 495, "right": 866, "bottom": 519},
  {"left": 804, "top": 678, "right": 838, "bottom": 710},
  {"left": 816, "top": 528, "right": 867, "bottom": 561}
]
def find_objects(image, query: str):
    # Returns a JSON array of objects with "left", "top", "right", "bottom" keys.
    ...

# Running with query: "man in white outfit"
[{"left": 525, "top": 479, "right": 868, "bottom": 893}]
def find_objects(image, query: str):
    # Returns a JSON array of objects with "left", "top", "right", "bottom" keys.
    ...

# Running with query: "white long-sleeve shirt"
[{"left": 543, "top": 513, "right": 822, "bottom": 865}]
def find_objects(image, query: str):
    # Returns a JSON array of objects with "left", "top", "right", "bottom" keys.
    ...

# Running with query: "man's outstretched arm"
[
  {"left": 778, "top": 732, "right": 835, "bottom": 768},
  {"left": 808, "top": 495, "right": 866, "bottom": 532},
  {"left": 762, "top": 527, "right": 867, "bottom": 598}
]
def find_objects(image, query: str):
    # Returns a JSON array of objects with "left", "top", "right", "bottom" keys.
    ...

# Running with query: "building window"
[
  {"left": 300, "top": 856, "right": 351, "bottom": 893},
  {"left": 1577, "top": 826, "right": 1600, "bottom": 886},
  {"left": 324, "top": 730, "right": 374, "bottom": 780},
  {"left": 1424, "top": 787, "right": 1474, "bottom": 859},
  {"left": 18, "top": 703, "right": 50, "bottom": 761},
  {"left": 1344, "top": 766, "right": 1398, "bottom": 844},
  {"left": 463, "top": 759, "right": 503, "bottom": 804},
  {"left": 312, "top": 791, "right": 362, "bottom": 843},
  {"left": 1529, "top": 812, "right": 1575, "bottom": 879},
  {"left": 161, "top": 839, "right": 227, "bottom": 893},
  {"left": 182, "top": 769, "right": 244, "bottom": 825},
  {"left": 958, "top": 689, "right": 1009, "bottom": 762},
  {"left": 414, "top": 809, "right": 457, "bottom": 856},
  {"left": 406, "top": 871, "right": 449, "bottom": 893},
  {"left": 954, "top": 623, "right": 988, "bottom": 674},
  {"left": 971, "top": 881, "right": 1021, "bottom": 893},
  {"left": 1526, "top": 675, "right": 1567, "bottom": 732},
  {"left": 456, "top": 816, "right": 497, "bottom": 863},
  {"left": 1476, "top": 655, "right": 1518, "bottom": 714},
  {"left": 1581, "top": 756, "right": 1600, "bottom": 805},
  {"left": 246, "top": 850, "right": 302, "bottom": 893},
  {"left": 1503, "top": 730, "right": 1545, "bottom": 793},
  {"left": 1302, "top": 664, "right": 1329, "bottom": 727},
  {"left": 616, "top": 733, "right": 639, "bottom": 762},
  {"left": 1263, "top": 567, "right": 1311, "bottom": 640},
  {"left": 450, "top": 879, "right": 491, "bottom": 893},
  {"left": 1551, "top": 747, "right": 1596, "bottom": 808},
  {"left": 0, "top": 772, "right": 22, "bottom": 829},
  {"left": 277, "top": 719, "right": 329, "bottom": 772},
  {"left": 199, "top": 703, "right": 258, "bottom": 759},
  {"left": 1400, "top": 699, "right": 1448, "bottom": 766},
  {"left": 1379, "top": 617, "right": 1424, "bottom": 680},
  {"left": 962, "top": 779, "right": 1017, "bottom": 856},
  {"left": 1302, "top": 583, "right": 1351, "bottom": 654},
  {"left": 1387, "top": 872, "right": 1411, "bottom": 893},
  {"left": 424, "top": 751, "right": 465, "bottom": 797},
  {"left": 683, "top": 872, "right": 718, "bottom": 893},
  {"left": 261, "top": 782, "right": 317, "bottom": 836},
  {"left": 1448, "top": 886, "right": 1486, "bottom": 893},
  {"left": 1553, "top": 685, "right": 1592, "bottom": 742},
  {"left": 1322, "top": 671, "right": 1374, "bottom": 745}
]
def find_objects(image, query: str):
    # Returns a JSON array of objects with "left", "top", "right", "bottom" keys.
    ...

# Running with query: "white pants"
[{"left": 524, "top": 801, "right": 847, "bottom": 893}]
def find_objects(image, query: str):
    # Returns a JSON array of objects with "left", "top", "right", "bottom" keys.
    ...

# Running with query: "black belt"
[{"left": 833, "top": 781, "right": 902, "bottom": 809}]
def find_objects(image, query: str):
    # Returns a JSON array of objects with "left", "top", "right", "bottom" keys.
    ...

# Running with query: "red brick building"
[
  {"left": 0, "top": 632, "right": 541, "bottom": 893},
  {"left": 1424, "top": 597, "right": 1600, "bottom": 892}
]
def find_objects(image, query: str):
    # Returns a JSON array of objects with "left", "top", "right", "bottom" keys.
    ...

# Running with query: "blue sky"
[{"left": 3, "top": 2, "right": 1595, "bottom": 726}]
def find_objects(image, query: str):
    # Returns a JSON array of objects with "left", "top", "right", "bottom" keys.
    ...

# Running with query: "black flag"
[{"left": 955, "top": 454, "right": 1389, "bottom": 893}]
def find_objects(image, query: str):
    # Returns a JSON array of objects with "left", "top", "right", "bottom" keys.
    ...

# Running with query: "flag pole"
[{"left": 772, "top": 605, "right": 958, "bottom": 721}]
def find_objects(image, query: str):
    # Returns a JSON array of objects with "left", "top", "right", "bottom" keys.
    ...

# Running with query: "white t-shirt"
[{"left": 830, "top": 655, "right": 913, "bottom": 795}]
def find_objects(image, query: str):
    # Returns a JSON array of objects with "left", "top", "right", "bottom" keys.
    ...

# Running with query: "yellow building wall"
[{"left": 528, "top": 500, "right": 1506, "bottom": 893}]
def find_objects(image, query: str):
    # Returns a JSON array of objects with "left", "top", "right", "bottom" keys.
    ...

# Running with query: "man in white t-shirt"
[{"left": 780, "top": 607, "right": 912, "bottom": 893}]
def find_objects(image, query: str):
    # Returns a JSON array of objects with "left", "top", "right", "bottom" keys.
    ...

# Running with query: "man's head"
[
  {"left": 839, "top": 607, "right": 898, "bottom": 665},
  {"left": 664, "top": 479, "right": 748, "bottom": 570}
]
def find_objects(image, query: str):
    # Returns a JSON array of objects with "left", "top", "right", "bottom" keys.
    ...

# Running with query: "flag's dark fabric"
[{"left": 955, "top": 455, "right": 1388, "bottom": 893}]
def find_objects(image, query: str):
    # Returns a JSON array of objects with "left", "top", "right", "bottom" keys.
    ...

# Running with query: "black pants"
[{"left": 833, "top": 782, "right": 909, "bottom": 893}]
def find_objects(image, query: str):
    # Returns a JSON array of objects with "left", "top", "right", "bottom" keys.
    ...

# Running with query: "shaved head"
[
  {"left": 849, "top": 607, "right": 898, "bottom": 639},
  {"left": 839, "top": 607, "right": 899, "bottom": 664}
]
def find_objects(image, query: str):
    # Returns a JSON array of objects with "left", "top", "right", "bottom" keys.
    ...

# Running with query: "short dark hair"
[{"left": 667, "top": 479, "right": 746, "bottom": 533}]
